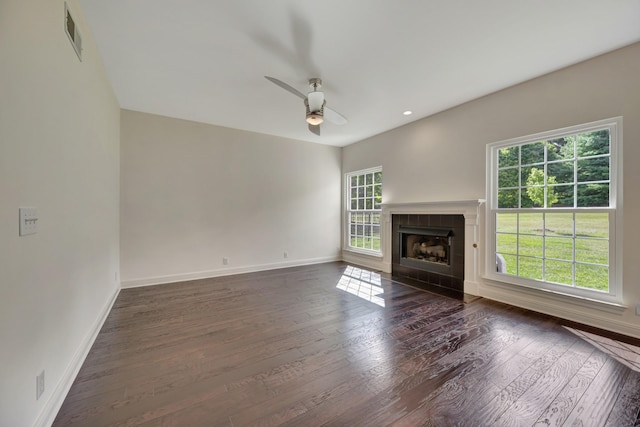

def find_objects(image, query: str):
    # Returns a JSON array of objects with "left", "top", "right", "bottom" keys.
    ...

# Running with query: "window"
[
  {"left": 486, "top": 118, "right": 622, "bottom": 304},
  {"left": 346, "top": 167, "right": 382, "bottom": 254}
]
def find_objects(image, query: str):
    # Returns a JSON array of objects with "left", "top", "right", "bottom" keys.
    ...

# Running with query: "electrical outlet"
[
  {"left": 223, "top": 257, "right": 229, "bottom": 265},
  {"left": 36, "top": 370, "right": 45, "bottom": 400}
]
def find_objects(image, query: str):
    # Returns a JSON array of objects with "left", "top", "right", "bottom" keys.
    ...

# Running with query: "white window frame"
[
  {"left": 485, "top": 117, "right": 623, "bottom": 305},
  {"left": 345, "top": 166, "right": 382, "bottom": 256}
]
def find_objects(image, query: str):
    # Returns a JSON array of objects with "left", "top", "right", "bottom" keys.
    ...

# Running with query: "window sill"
[
  {"left": 482, "top": 275, "right": 627, "bottom": 316},
  {"left": 343, "top": 247, "right": 383, "bottom": 259}
]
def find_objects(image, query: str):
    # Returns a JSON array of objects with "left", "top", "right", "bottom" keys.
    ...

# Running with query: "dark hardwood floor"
[{"left": 53, "top": 262, "right": 640, "bottom": 426}]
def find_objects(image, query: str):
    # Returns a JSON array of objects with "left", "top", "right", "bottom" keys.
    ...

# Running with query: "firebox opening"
[{"left": 400, "top": 226, "right": 453, "bottom": 267}]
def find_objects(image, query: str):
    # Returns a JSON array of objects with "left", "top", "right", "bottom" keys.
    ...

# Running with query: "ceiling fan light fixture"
[
  {"left": 306, "top": 113, "right": 324, "bottom": 126},
  {"left": 304, "top": 94, "right": 326, "bottom": 125}
]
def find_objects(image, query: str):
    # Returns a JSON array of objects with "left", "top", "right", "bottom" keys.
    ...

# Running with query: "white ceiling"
[{"left": 79, "top": 0, "right": 640, "bottom": 147}]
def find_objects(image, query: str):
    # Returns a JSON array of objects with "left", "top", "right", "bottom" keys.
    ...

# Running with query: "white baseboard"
[
  {"left": 464, "top": 280, "right": 480, "bottom": 295},
  {"left": 121, "top": 256, "right": 342, "bottom": 289},
  {"left": 479, "top": 282, "right": 640, "bottom": 339},
  {"left": 34, "top": 285, "right": 120, "bottom": 427}
]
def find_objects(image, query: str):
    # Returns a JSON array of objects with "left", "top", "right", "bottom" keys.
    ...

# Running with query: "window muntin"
[
  {"left": 487, "top": 118, "right": 621, "bottom": 303},
  {"left": 346, "top": 168, "right": 382, "bottom": 253}
]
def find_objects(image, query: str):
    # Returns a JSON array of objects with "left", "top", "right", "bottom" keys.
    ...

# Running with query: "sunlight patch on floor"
[
  {"left": 336, "top": 266, "right": 385, "bottom": 307},
  {"left": 564, "top": 326, "right": 640, "bottom": 373}
]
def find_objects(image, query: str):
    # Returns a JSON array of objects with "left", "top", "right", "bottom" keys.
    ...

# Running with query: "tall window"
[
  {"left": 346, "top": 167, "right": 382, "bottom": 253},
  {"left": 486, "top": 118, "right": 622, "bottom": 303}
]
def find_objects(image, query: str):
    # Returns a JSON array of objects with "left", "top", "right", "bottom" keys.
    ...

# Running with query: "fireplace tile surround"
[
  {"left": 380, "top": 200, "right": 485, "bottom": 298},
  {"left": 393, "top": 214, "right": 465, "bottom": 295}
]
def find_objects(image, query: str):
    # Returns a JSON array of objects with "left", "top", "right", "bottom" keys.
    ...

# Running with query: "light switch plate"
[{"left": 19, "top": 207, "right": 38, "bottom": 236}]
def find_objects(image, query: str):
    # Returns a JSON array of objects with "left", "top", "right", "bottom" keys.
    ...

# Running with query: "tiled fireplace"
[
  {"left": 393, "top": 214, "right": 465, "bottom": 294},
  {"left": 381, "top": 200, "right": 485, "bottom": 298}
]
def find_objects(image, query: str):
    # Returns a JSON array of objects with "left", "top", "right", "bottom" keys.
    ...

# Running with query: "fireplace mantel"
[
  {"left": 381, "top": 200, "right": 485, "bottom": 217},
  {"left": 381, "top": 199, "right": 485, "bottom": 295}
]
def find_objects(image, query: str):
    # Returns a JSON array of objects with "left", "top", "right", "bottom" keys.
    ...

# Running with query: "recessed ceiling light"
[{"left": 403, "top": 110, "right": 412, "bottom": 116}]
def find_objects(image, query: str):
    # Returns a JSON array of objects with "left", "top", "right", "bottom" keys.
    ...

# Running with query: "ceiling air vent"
[{"left": 65, "top": 2, "right": 82, "bottom": 61}]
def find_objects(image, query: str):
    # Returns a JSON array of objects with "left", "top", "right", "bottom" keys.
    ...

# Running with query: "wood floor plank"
[
  {"left": 52, "top": 262, "right": 640, "bottom": 427},
  {"left": 562, "top": 357, "right": 629, "bottom": 426}
]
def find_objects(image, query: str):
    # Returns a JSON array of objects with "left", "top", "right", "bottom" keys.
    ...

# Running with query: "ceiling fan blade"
[
  {"left": 309, "top": 123, "right": 320, "bottom": 136},
  {"left": 264, "top": 76, "right": 306, "bottom": 100},
  {"left": 324, "top": 106, "right": 347, "bottom": 125}
]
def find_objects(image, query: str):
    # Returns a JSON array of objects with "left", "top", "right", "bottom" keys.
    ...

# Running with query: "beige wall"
[
  {"left": 343, "top": 43, "right": 640, "bottom": 338},
  {"left": 120, "top": 110, "right": 342, "bottom": 286},
  {"left": 0, "top": 1, "right": 121, "bottom": 426}
]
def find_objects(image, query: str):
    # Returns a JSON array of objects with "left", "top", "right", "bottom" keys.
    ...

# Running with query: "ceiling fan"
[{"left": 265, "top": 76, "right": 347, "bottom": 136}]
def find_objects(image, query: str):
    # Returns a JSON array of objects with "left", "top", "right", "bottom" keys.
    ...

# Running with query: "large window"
[
  {"left": 346, "top": 167, "right": 382, "bottom": 253},
  {"left": 486, "top": 118, "right": 622, "bottom": 303}
]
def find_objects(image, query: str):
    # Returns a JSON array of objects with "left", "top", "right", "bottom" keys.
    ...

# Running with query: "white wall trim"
[
  {"left": 342, "top": 251, "right": 385, "bottom": 272},
  {"left": 34, "top": 285, "right": 120, "bottom": 427},
  {"left": 121, "top": 256, "right": 342, "bottom": 289},
  {"left": 478, "top": 281, "right": 640, "bottom": 339}
]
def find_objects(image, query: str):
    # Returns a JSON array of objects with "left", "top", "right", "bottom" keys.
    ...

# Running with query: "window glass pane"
[
  {"left": 575, "top": 238, "right": 608, "bottom": 265},
  {"left": 545, "top": 260, "right": 573, "bottom": 286},
  {"left": 371, "top": 225, "right": 380, "bottom": 237},
  {"left": 520, "top": 141, "right": 545, "bottom": 165},
  {"left": 498, "top": 168, "right": 519, "bottom": 189},
  {"left": 358, "top": 175, "right": 365, "bottom": 186},
  {"left": 521, "top": 166, "right": 537, "bottom": 187},
  {"left": 545, "top": 236, "right": 573, "bottom": 261},
  {"left": 575, "top": 213, "right": 608, "bottom": 238},
  {"left": 496, "top": 213, "right": 517, "bottom": 233},
  {"left": 371, "top": 213, "right": 380, "bottom": 224},
  {"left": 552, "top": 185, "right": 574, "bottom": 208},
  {"left": 576, "top": 130, "right": 609, "bottom": 157},
  {"left": 547, "top": 138, "right": 574, "bottom": 161},
  {"left": 524, "top": 184, "right": 547, "bottom": 208},
  {"left": 548, "top": 161, "right": 574, "bottom": 184},
  {"left": 498, "top": 146, "right": 519, "bottom": 168},
  {"left": 351, "top": 200, "right": 357, "bottom": 210},
  {"left": 519, "top": 236, "right": 543, "bottom": 257},
  {"left": 577, "top": 157, "right": 609, "bottom": 183},
  {"left": 351, "top": 176, "right": 358, "bottom": 187},
  {"left": 500, "top": 254, "right": 517, "bottom": 275},
  {"left": 577, "top": 183, "right": 609, "bottom": 207},
  {"left": 375, "top": 172, "right": 382, "bottom": 183},
  {"left": 350, "top": 224, "right": 356, "bottom": 235},
  {"left": 519, "top": 213, "right": 543, "bottom": 235},
  {"left": 350, "top": 188, "right": 357, "bottom": 199},
  {"left": 576, "top": 264, "right": 608, "bottom": 291},
  {"left": 365, "top": 199, "right": 373, "bottom": 209},
  {"left": 356, "top": 225, "right": 363, "bottom": 236},
  {"left": 366, "top": 186, "right": 373, "bottom": 197},
  {"left": 357, "top": 199, "right": 364, "bottom": 210},
  {"left": 545, "top": 213, "right": 574, "bottom": 236},
  {"left": 357, "top": 187, "right": 365, "bottom": 198},
  {"left": 498, "top": 189, "right": 519, "bottom": 208},
  {"left": 496, "top": 233, "right": 517, "bottom": 255},
  {"left": 520, "top": 188, "right": 537, "bottom": 208},
  {"left": 519, "top": 257, "right": 543, "bottom": 280},
  {"left": 366, "top": 173, "right": 373, "bottom": 185}
]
